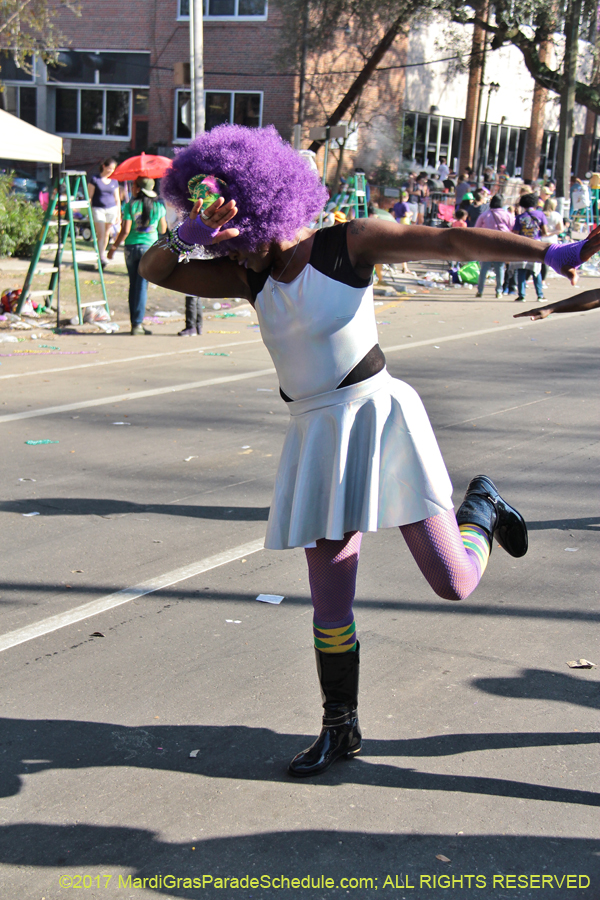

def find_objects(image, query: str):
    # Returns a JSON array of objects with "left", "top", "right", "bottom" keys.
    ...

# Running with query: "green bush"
[{"left": 0, "top": 172, "right": 45, "bottom": 258}]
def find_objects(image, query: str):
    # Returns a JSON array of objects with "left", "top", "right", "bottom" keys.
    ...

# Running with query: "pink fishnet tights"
[
  {"left": 305, "top": 510, "right": 484, "bottom": 620},
  {"left": 399, "top": 508, "right": 483, "bottom": 602},
  {"left": 305, "top": 532, "right": 363, "bottom": 623}
]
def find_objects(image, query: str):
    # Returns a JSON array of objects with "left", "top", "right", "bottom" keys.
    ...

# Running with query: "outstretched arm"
[
  {"left": 346, "top": 219, "right": 600, "bottom": 285},
  {"left": 514, "top": 288, "right": 600, "bottom": 320}
]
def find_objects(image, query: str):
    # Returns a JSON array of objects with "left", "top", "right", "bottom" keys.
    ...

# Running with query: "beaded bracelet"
[{"left": 165, "top": 227, "right": 197, "bottom": 264}]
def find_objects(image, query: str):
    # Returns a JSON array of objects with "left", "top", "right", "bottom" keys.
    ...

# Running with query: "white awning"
[{"left": 0, "top": 109, "right": 63, "bottom": 164}]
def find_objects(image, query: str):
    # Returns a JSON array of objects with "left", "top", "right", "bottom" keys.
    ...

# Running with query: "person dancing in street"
[{"left": 140, "top": 125, "right": 600, "bottom": 777}]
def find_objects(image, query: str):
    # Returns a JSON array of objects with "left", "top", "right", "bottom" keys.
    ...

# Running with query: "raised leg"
[{"left": 400, "top": 509, "right": 488, "bottom": 601}]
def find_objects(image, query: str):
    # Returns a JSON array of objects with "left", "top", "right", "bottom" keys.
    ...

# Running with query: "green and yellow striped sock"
[
  {"left": 459, "top": 523, "right": 491, "bottom": 576},
  {"left": 313, "top": 615, "right": 357, "bottom": 654}
]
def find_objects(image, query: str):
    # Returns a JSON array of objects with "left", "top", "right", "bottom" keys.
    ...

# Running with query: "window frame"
[
  {"left": 173, "top": 88, "right": 263, "bottom": 143},
  {"left": 177, "top": 0, "right": 268, "bottom": 22},
  {"left": 45, "top": 49, "right": 150, "bottom": 87},
  {"left": 400, "top": 110, "right": 461, "bottom": 171},
  {"left": 2, "top": 83, "right": 37, "bottom": 125},
  {"left": 54, "top": 86, "right": 133, "bottom": 141}
]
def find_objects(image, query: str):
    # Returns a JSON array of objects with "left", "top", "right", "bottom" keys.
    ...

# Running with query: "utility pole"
[
  {"left": 555, "top": 0, "right": 583, "bottom": 203},
  {"left": 297, "top": 0, "right": 309, "bottom": 127},
  {"left": 189, "top": 0, "right": 205, "bottom": 135}
]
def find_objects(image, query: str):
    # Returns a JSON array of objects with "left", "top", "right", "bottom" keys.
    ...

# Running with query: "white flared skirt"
[{"left": 265, "top": 369, "right": 454, "bottom": 550}]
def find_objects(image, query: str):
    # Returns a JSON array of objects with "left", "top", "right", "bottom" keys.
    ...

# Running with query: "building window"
[
  {"left": 401, "top": 111, "right": 462, "bottom": 171},
  {"left": 55, "top": 88, "right": 130, "bottom": 138},
  {"left": 478, "top": 122, "right": 528, "bottom": 177},
  {"left": 47, "top": 51, "right": 150, "bottom": 87},
  {"left": 175, "top": 89, "right": 262, "bottom": 140},
  {"left": 2, "top": 84, "right": 37, "bottom": 126},
  {"left": 178, "top": 0, "right": 267, "bottom": 19},
  {"left": 0, "top": 57, "right": 37, "bottom": 126}
]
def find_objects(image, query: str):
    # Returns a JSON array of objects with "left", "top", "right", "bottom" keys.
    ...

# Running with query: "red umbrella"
[{"left": 111, "top": 152, "right": 173, "bottom": 181}]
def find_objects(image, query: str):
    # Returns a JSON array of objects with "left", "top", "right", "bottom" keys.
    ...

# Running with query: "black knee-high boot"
[
  {"left": 456, "top": 475, "right": 528, "bottom": 557},
  {"left": 288, "top": 643, "right": 361, "bottom": 777}
]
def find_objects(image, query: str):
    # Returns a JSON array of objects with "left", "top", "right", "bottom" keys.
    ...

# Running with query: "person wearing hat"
[{"left": 108, "top": 177, "right": 167, "bottom": 334}]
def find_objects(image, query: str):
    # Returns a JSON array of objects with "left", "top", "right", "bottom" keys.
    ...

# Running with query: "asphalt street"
[{"left": 0, "top": 279, "right": 598, "bottom": 900}]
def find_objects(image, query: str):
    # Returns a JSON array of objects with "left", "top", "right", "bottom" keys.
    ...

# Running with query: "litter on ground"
[
  {"left": 566, "top": 659, "right": 596, "bottom": 668},
  {"left": 25, "top": 440, "right": 59, "bottom": 445},
  {"left": 256, "top": 594, "right": 284, "bottom": 605}
]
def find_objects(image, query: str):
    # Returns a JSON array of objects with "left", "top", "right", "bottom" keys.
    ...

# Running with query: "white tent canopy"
[{"left": 0, "top": 109, "right": 62, "bottom": 164}]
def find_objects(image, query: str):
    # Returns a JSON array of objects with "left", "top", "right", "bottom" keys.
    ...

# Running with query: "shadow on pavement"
[
  {"left": 474, "top": 668, "right": 600, "bottom": 711},
  {"left": 0, "top": 823, "right": 597, "bottom": 899},
  {"left": 0, "top": 718, "right": 598, "bottom": 807},
  {"left": 0, "top": 498, "right": 270, "bottom": 521},
  {"left": 527, "top": 516, "right": 600, "bottom": 532},
  {"left": 1, "top": 583, "right": 600, "bottom": 624}
]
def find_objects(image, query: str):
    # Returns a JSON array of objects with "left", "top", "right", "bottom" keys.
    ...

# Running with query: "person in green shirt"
[{"left": 109, "top": 177, "right": 167, "bottom": 334}]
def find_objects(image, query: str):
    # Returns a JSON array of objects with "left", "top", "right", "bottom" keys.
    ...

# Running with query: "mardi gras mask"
[{"left": 188, "top": 174, "right": 228, "bottom": 210}]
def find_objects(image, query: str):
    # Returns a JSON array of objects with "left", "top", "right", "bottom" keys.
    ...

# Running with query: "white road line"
[
  {"left": 0, "top": 367, "right": 276, "bottom": 424},
  {"left": 438, "top": 392, "right": 568, "bottom": 430},
  {"left": 0, "top": 311, "right": 581, "bottom": 425},
  {"left": 0, "top": 308, "right": 575, "bottom": 382},
  {"left": 381, "top": 311, "right": 577, "bottom": 354},
  {"left": 0, "top": 539, "right": 265, "bottom": 653},
  {"left": 0, "top": 337, "right": 262, "bottom": 380}
]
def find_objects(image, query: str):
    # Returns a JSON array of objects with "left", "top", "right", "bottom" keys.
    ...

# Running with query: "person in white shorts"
[{"left": 88, "top": 158, "right": 121, "bottom": 268}]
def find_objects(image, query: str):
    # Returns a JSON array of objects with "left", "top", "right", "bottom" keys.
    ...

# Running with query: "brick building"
[
  {"left": 1, "top": 2, "right": 598, "bottom": 183},
  {"left": 1, "top": 0, "right": 297, "bottom": 172}
]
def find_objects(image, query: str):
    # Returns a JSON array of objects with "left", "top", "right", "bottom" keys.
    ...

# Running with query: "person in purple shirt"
[
  {"left": 393, "top": 190, "right": 412, "bottom": 222},
  {"left": 88, "top": 158, "right": 121, "bottom": 268},
  {"left": 511, "top": 194, "right": 548, "bottom": 301},
  {"left": 475, "top": 195, "right": 515, "bottom": 297}
]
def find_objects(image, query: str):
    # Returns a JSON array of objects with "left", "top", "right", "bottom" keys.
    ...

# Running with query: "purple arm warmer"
[
  {"left": 177, "top": 215, "right": 221, "bottom": 246},
  {"left": 544, "top": 239, "right": 586, "bottom": 275}
]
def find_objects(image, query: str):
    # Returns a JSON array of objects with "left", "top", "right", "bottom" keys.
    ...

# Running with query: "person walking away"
[
  {"left": 437, "top": 157, "right": 450, "bottom": 182},
  {"left": 474, "top": 195, "right": 515, "bottom": 298},
  {"left": 539, "top": 198, "right": 565, "bottom": 287},
  {"left": 108, "top": 177, "right": 167, "bottom": 334},
  {"left": 511, "top": 193, "right": 548, "bottom": 301},
  {"left": 88, "top": 158, "right": 120, "bottom": 268}
]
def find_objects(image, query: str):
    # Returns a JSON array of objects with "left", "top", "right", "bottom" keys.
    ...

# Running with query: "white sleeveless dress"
[{"left": 247, "top": 224, "right": 454, "bottom": 550}]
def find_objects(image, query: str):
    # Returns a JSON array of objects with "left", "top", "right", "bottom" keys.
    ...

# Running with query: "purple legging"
[{"left": 305, "top": 509, "right": 483, "bottom": 623}]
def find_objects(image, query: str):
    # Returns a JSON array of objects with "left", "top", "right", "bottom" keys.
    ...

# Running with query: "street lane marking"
[
  {"left": 0, "top": 539, "right": 265, "bottom": 653},
  {"left": 0, "top": 312, "right": 582, "bottom": 424},
  {"left": 439, "top": 393, "right": 568, "bottom": 429},
  {"left": 0, "top": 367, "right": 276, "bottom": 424},
  {"left": 381, "top": 311, "right": 578, "bottom": 354},
  {"left": 0, "top": 337, "right": 262, "bottom": 380}
]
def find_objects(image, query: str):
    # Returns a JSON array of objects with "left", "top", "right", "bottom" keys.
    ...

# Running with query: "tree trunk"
[
  {"left": 555, "top": 0, "right": 583, "bottom": 199},
  {"left": 308, "top": 13, "right": 407, "bottom": 153}
]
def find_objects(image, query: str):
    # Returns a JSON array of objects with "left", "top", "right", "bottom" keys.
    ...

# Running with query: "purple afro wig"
[{"left": 161, "top": 124, "right": 328, "bottom": 254}]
